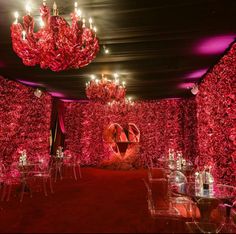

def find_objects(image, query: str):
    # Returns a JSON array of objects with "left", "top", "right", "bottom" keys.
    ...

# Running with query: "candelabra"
[
  {"left": 86, "top": 74, "right": 126, "bottom": 102},
  {"left": 11, "top": 1, "right": 99, "bottom": 72}
]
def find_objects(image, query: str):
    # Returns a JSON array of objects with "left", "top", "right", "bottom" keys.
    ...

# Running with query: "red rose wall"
[
  {"left": 64, "top": 99, "right": 198, "bottom": 167},
  {"left": 0, "top": 40, "right": 235, "bottom": 186},
  {"left": 0, "top": 76, "right": 52, "bottom": 167},
  {"left": 196, "top": 43, "right": 236, "bottom": 186}
]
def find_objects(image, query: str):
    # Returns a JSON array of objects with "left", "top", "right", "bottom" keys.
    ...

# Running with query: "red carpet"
[{"left": 0, "top": 168, "right": 188, "bottom": 233}]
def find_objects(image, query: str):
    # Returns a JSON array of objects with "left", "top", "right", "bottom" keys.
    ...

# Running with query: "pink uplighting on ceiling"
[
  {"left": 61, "top": 99, "right": 77, "bottom": 102},
  {"left": 178, "top": 82, "right": 194, "bottom": 89},
  {"left": 61, "top": 99, "right": 89, "bottom": 103},
  {"left": 186, "top": 68, "right": 208, "bottom": 79},
  {"left": 17, "top": 80, "right": 42, "bottom": 86},
  {"left": 195, "top": 35, "right": 236, "bottom": 55},
  {"left": 48, "top": 92, "right": 65, "bottom": 98}
]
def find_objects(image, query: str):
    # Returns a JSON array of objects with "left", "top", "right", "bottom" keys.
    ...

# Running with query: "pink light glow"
[
  {"left": 17, "top": 80, "right": 42, "bottom": 86},
  {"left": 195, "top": 35, "right": 236, "bottom": 55},
  {"left": 178, "top": 82, "right": 194, "bottom": 89},
  {"left": 61, "top": 99, "right": 77, "bottom": 102},
  {"left": 48, "top": 92, "right": 65, "bottom": 98},
  {"left": 61, "top": 99, "right": 89, "bottom": 103},
  {"left": 186, "top": 68, "right": 208, "bottom": 79}
]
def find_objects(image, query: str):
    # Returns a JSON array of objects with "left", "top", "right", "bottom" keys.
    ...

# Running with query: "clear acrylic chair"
[
  {"left": 168, "top": 171, "right": 194, "bottom": 218},
  {"left": 52, "top": 156, "right": 63, "bottom": 182},
  {"left": 63, "top": 154, "right": 82, "bottom": 180},
  {"left": 217, "top": 185, "right": 236, "bottom": 233},
  {"left": 231, "top": 208, "right": 236, "bottom": 227},
  {"left": 143, "top": 178, "right": 179, "bottom": 217},
  {"left": 1, "top": 162, "right": 26, "bottom": 202},
  {"left": 31, "top": 159, "right": 54, "bottom": 196}
]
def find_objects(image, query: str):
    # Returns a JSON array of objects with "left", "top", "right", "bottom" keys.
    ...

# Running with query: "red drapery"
[{"left": 50, "top": 98, "right": 65, "bottom": 155}]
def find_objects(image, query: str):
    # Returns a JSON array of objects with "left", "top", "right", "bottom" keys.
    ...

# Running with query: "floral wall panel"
[
  {"left": 0, "top": 76, "right": 52, "bottom": 166},
  {"left": 196, "top": 43, "right": 236, "bottom": 185},
  {"left": 64, "top": 99, "right": 197, "bottom": 167}
]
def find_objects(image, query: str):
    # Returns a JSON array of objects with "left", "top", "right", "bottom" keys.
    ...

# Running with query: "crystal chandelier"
[
  {"left": 86, "top": 74, "right": 126, "bottom": 102},
  {"left": 11, "top": 1, "right": 99, "bottom": 72}
]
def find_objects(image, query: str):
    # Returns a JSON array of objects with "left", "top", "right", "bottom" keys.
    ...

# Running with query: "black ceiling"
[{"left": 0, "top": 0, "right": 235, "bottom": 100}]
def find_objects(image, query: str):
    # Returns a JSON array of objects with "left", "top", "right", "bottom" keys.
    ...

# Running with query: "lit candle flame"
[
  {"left": 77, "top": 9, "right": 82, "bottom": 17},
  {"left": 53, "top": 2, "right": 58, "bottom": 16},
  {"left": 114, "top": 73, "right": 119, "bottom": 79},
  {"left": 25, "top": 3, "right": 31, "bottom": 15},
  {"left": 82, "top": 18, "right": 86, "bottom": 28},
  {"left": 89, "top": 17, "right": 93, "bottom": 29},
  {"left": 14, "top": 11, "right": 19, "bottom": 24}
]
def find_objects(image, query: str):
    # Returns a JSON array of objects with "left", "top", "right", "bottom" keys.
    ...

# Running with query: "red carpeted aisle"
[{"left": 0, "top": 168, "right": 187, "bottom": 233}]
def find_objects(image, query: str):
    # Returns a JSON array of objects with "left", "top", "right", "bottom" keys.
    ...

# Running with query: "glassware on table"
[
  {"left": 168, "top": 171, "right": 193, "bottom": 218},
  {"left": 168, "top": 148, "right": 175, "bottom": 161}
]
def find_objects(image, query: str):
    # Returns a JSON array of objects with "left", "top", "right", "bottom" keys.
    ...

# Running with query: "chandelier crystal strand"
[
  {"left": 85, "top": 74, "right": 126, "bottom": 103},
  {"left": 11, "top": 1, "right": 99, "bottom": 72}
]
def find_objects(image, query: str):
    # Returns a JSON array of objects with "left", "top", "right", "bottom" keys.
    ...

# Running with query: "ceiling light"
[
  {"left": 191, "top": 83, "right": 199, "bottom": 95},
  {"left": 86, "top": 74, "right": 126, "bottom": 102},
  {"left": 11, "top": 0, "right": 99, "bottom": 72},
  {"left": 34, "top": 88, "right": 43, "bottom": 98}
]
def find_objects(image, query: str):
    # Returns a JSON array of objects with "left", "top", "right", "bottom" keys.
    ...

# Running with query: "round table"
[{"left": 176, "top": 182, "right": 236, "bottom": 222}]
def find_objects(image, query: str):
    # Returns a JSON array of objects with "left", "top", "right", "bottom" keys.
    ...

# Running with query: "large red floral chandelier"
[
  {"left": 11, "top": 1, "right": 99, "bottom": 72},
  {"left": 86, "top": 74, "right": 126, "bottom": 102}
]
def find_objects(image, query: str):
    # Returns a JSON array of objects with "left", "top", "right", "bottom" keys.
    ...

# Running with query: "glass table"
[{"left": 176, "top": 182, "right": 236, "bottom": 222}]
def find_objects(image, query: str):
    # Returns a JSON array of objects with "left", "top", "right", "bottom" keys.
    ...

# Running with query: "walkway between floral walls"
[{"left": 0, "top": 168, "right": 187, "bottom": 233}]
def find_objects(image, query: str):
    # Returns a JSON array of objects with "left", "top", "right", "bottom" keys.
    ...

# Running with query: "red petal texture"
[
  {"left": 64, "top": 99, "right": 198, "bottom": 167},
  {"left": 11, "top": 5, "right": 99, "bottom": 72},
  {"left": 196, "top": 43, "right": 236, "bottom": 186},
  {"left": 0, "top": 76, "right": 52, "bottom": 168}
]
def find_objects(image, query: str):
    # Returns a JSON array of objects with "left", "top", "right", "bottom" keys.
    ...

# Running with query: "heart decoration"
[{"left": 104, "top": 123, "right": 140, "bottom": 159}]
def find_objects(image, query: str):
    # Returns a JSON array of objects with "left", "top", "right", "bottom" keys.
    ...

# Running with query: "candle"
[
  {"left": 14, "top": 12, "right": 19, "bottom": 24},
  {"left": 82, "top": 18, "right": 86, "bottom": 28},
  {"left": 89, "top": 17, "right": 93, "bottom": 29},
  {"left": 25, "top": 3, "right": 31, "bottom": 15},
  {"left": 22, "top": 30, "right": 26, "bottom": 40}
]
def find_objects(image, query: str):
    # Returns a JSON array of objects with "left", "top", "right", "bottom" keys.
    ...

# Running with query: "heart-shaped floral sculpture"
[{"left": 104, "top": 123, "right": 140, "bottom": 159}]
